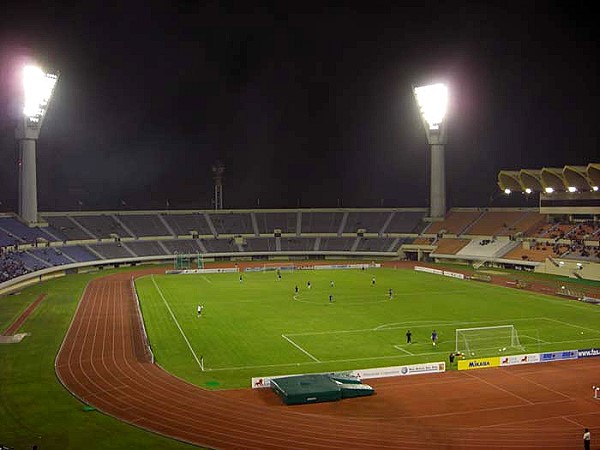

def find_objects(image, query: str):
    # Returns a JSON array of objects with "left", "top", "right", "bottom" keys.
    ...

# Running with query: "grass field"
[
  {"left": 135, "top": 267, "right": 600, "bottom": 390},
  {"left": 0, "top": 269, "right": 195, "bottom": 450}
]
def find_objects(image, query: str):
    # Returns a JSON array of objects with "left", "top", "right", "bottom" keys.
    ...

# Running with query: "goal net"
[{"left": 455, "top": 325, "right": 522, "bottom": 356}]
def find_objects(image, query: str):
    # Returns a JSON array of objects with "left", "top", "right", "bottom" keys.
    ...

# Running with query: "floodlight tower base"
[
  {"left": 18, "top": 138, "right": 38, "bottom": 225},
  {"left": 430, "top": 143, "right": 446, "bottom": 219}
]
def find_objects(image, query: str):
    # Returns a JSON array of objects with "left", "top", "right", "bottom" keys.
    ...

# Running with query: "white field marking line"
[
  {"left": 151, "top": 275, "right": 204, "bottom": 371},
  {"left": 463, "top": 371, "right": 535, "bottom": 405},
  {"left": 468, "top": 281, "right": 600, "bottom": 313},
  {"left": 201, "top": 275, "right": 212, "bottom": 284},
  {"left": 288, "top": 317, "right": 548, "bottom": 337},
  {"left": 393, "top": 345, "right": 414, "bottom": 355},
  {"left": 281, "top": 334, "right": 320, "bottom": 362},
  {"left": 520, "top": 334, "right": 549, "bottom": 344},
  {"left": 204, "top": 350, "right": 444, "bottom": 372},
  {"left": 543, "top": 317, "right": 600, "bottom": 334}
]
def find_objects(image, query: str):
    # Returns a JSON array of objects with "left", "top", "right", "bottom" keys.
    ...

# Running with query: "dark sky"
[{"left": 0, "top": 2, "right": 598, "bottom": 211}]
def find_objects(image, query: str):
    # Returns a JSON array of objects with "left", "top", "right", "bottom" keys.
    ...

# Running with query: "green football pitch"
[{"left": 135, "top": 267, "right": 600, "bottom": 389}]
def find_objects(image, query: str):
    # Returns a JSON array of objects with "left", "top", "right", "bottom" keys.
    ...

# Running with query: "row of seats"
[{"left": 33, "top": 210, "right": 428, "bottom": 242}]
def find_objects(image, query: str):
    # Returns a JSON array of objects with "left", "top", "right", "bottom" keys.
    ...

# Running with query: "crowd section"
[
  {"left": 0, "top": 210, "right": 598, "bottom": 284},
  {"left": 0, "top": 249, "right": 30, "bottom": 283}
]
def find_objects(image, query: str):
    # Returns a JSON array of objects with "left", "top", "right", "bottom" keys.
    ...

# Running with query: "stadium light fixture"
[
  {"left": 525, "top": 188, "right": 532, "bottom": 194},
  {"left": 414, "top": 83, "right": 448, "bottom": 130},
  {"left": 545, "top": 187, "right": 554, "bottom": 194},
  {"left": 413, "top": 83, "right": 448, "bottom": 219},
  {"left": 593, "top": 186, "right": 599, "bottom": 192},
  {"left": 504, "top": 188, "right": 511, "bottom": 195},
  {"left": 568, "top": 186, "right": 577, "bottom": 193},
  {"left": 16, "top": 63, "right": 59, "bottom": 225}
]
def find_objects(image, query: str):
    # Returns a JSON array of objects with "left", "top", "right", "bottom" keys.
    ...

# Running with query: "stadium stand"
[
  {"left": 243, "top": 238, "right": 277, "bottom": 252},
  {"left": 126, "top": 241, "right": 167, "bottom": 257},
  {"left": 161, "top": 213, "right": 212, "bottom": 236},
  {"left": 42, "top": 215, "right": 94, "bottom": 240},
  {"left": 425, "top": 210, "right": 482, "bottom": 235},
  {"left": 0, "top": 217, "right": 59, "bottom": 244},
  {"left": 29, "top": 248, "right": 74, "bottom": 266},
  {"left": 501, "top": 244, "right": 556, "bottom": 262},
  {"left": 343, "top": 211, "right": 391, "bottom": 234},
  {"left": 210, "top": 213, "right": 253, "bottom": 235},
  {"left": 464, "top": 211, "right": 533, "bottom": 236},
  {"left": 1, "top": 209, "right": 598, "bottom": 285},
  {"left": 355, "top": 237, "right": 400, "bottom": 252},
  {"left": 254, "top": 212, "right": 298, "bottom": 234},
  {"left": 384, "top": 211, "right": 427, "bottom": 233},
  {"left": 279, "top": 237, "right": 316, "bottom": 252},
  {"left": 161, "top": 239, "right": 203, "bottom": 255},
  {"left": 87, "top": 243, "right": 133, "bottom": 259},
  {"left": 319, "top": 237, "right": 355, "bottom": 251},
  {"left": 432, "top": 238, "right": 471, "bottom": 255},
  {"left": 60, "top": 245, "right": 97, "bottom": 262},
  {"left": 71, "top": 214, "right": 131, "bottom": 239},
  {"left": 0, "top": 250, "right": 30, "bottom": 282},
  {"left": 116, "top": 214, "right": 170, "bottom": 238},
  {"left": 200, "top": 239, "right": 238, "bottom": 253},
  {"left": 301, "top": 211, "right": 344, "bottom": 234}
]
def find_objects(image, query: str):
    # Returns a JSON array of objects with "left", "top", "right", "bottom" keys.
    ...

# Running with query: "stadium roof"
[{"left": 498, "top": 163, "right": 600, "bottom": 194}]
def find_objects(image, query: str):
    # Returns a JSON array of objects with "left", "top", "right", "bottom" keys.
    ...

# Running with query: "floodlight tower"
[
  {"left": 16, "top": 65, "right": 59, "bottom": 225},
  {"left": 211, "top": 161, "right": 225, "bottom": 210},
  {"left": 413, "top": 83, "right": 448, "bottom": 219}
]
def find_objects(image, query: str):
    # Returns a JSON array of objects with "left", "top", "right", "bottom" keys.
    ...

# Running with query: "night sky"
[{"left": 0, "top": 2, "right": 598, "bottom": 212}]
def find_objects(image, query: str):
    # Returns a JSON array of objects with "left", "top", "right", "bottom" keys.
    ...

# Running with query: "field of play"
[{"left": 135, "top": 267, "right": 600, "bottom": 389}]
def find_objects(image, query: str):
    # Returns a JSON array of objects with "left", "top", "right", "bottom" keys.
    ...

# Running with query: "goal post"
[{"left": 455, "top": 325, "right": 522, "bottom": 356}]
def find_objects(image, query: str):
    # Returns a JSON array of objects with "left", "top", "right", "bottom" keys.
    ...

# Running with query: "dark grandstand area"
[{"left": 1, "top": 207, "right": 599, "bottom": 287}]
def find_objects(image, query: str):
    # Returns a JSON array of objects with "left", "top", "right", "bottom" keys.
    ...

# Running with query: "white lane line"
[
  {"left": 281, "top": 334, "right": 320, "bottom": 362},
  {"left": 201, "top": 276, "right": 213, "bottom": 284},
  {"left": 151, "top": 275, "right": 204, "bottom": 371},
  {"left": 543, "top": 317, "right": 600, "bottom": 334}
]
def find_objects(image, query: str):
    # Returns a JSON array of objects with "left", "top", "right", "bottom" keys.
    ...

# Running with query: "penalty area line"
[
  {"left": 393, "top": 345, "right": 415, "bottom": 355},
  {"left": 281, "top": 334, "right": 320, "bottom": 362},
  {"left": 151, "top": 275, "right": 205, "bottom": 371}
]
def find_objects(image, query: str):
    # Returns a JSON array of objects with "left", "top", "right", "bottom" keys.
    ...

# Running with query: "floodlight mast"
[
  {"left": 413, "top": 83, "right": 448, "bottom": 219},
  {"left": 16, "top": 65, "right": 58, "bottom": 225}
]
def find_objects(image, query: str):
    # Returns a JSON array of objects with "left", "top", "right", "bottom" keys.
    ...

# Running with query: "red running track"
[{"left": 55, "top": 270, "right": 600, "bottom": 449}]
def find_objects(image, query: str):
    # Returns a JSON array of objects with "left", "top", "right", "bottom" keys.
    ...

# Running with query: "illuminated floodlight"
[
  {"left": 22, "top": 65, "right": 58, "bottom": 123},
  {"left": 593, "top": 186, "right": 599, "bottom": 192},
  {"left": 525, "top": 188, "right": 532, "bottom": 194},
  {"left": 504, "top": 188, "right": 511, "bottom": 195},
  {"left": 414, "top": 83, "right": 448, "bottom": 130},
  {"left": 568, "top": 186, "right": 577, "bottom": 193},
  {"left": 545, "top": 187, "right": 554, "bottom": 194}
]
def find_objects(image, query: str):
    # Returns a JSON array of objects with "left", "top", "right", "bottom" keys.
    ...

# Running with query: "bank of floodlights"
[
  {"left": 22, "top": 65, "right": 58, "bottom": 125},
  {"left": 414, "top": 83, "right": 449, "bottom": 219}
]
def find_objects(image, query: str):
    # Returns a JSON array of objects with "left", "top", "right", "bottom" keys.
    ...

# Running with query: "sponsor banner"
[
  {"left": 458, "top": 356, "right": 500, "bottom": 371},
  {"left": 349, "top": 362, "right": 445, "bottom": 379},
  {"left": 540, "top": 350, "right": 578, "bottom": 362},
  {"left": 578, "top": 348, "right": 600, "bottom": 358},
  {"left": 251, "top": 362, "right": 445, "bottom": 389},
  {"left": 499, "top": 353, "right": 540, "bottom": 366},
  {"left": 174, "top": 268, "right": 238, "bottom": 274},
  {"left": 443, "top": 270, "right": 465, "bottom": 279},
  {"left": 314, "top": 264, "right": 381, "bottom": 270},
  {"left": 414, "top": 266, "right": 444, "bottom": 275}
]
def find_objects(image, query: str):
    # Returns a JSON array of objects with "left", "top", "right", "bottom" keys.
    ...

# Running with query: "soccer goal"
[{"left": 455, "top": 325, "right": 523, "bottom": 356}]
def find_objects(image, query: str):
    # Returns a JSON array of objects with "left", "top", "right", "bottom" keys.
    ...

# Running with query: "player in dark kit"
[{"left": 406, "top": 330, "right": 412, "bottom": 344}]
